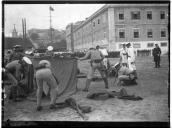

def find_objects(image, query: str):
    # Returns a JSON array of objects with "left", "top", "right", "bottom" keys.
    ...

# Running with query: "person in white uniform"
[
  {"left": 119, "top": 43, "right": 128, "bottom": 67},
  {"left": 126, "top": 43, "right": 138, "bottom": 79}
]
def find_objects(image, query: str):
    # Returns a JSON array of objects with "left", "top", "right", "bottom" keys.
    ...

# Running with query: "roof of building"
[
  {"left": 4, "top": 37, "right": 34, "bottom": 49},
  {"left": 73, "top": 4, "right": 168, "bottom": 32}
]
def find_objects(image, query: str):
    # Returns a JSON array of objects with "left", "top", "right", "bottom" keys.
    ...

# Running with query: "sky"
[{"left": 4, "top": 4, "right": 105, "bottom": 36}]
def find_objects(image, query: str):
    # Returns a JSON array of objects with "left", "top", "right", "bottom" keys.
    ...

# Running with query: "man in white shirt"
[
  {"left": 119, "top": 43, "right": 128, "bottom": 67},
  {"left": 126, "top": 43, "right": 138, "bottom": 79}
]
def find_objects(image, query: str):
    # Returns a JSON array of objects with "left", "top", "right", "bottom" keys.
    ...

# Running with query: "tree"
[{"left": 30, "top": 33, "right": 39, "bottom": 40}]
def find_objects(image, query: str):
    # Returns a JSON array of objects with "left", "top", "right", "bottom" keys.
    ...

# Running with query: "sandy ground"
[{"left": 3, "top": 56, "right": 169, "bottom": 122}]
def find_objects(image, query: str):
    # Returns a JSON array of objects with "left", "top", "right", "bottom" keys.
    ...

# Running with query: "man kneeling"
[{"left": 116, "top": 65, "right": 137, "bottom": 86}]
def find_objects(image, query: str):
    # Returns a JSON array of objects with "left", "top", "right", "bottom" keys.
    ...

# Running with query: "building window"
[
  {"left": 147, "top": 29, "right": 153, "bottom": 38},
  {"left": 160, "top": 11, "right": 165, "bottom": 19},
  {"left": 133, "top": 29, "right": 139, "bottom": 38},
  {"left": 147, "top": 11, "right": 152, "bottom": 20},
  {"left": 98, "top": 19, "right": 100, "bottom": 24},
  {"left": 133, "top": 43, "right": 141, "bottom": 48},
  {"left": 119, "top": 29, "right": 125, "bottom": 38},
  {"left": 161, "top": 42, "right": 167, "bottom": 47},
  {"left": 161, "top": 29, "right": 166, "bottom": 37},
  {"left": 119, "top": 13, "right": 124, "bottom": 20},
  {"left": 131, "top": 11, "right": 140, "bottom": 20},
  {"left": 147, "top": 43, "right": 154, "bottom": 47},
  {"left": 93, "top": 22, "right": 95, "bottom": 27}
]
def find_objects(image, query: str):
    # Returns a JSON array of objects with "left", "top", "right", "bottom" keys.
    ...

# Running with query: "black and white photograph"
[{"left": 2, "top": 1, "right": 170, "bottom": 127}]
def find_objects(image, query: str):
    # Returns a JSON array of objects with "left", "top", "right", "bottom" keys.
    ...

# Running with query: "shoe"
[
  {"left": 49, "top": 104, "right": 56, "bottom": 109},
  {"left": 36, "top": 106, "right": 42, "bottom": 111}
]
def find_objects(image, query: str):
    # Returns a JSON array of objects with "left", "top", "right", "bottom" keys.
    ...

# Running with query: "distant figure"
[
  {"left": 119, "top": 43, "right": 128, "bottom": 67},
  {"left": 35, "top": 60, "right": 59, "bottom": 111},
  {"left": 126, "top": 43, "right": 138, "bottom": 79},
  {"left": 99, "top": 48, "right": 110, "bottom": 76},
  {"left": 152, "top": 44, "right": 161, "bottom": 68},
  {"left": 77, "top": 45, "right": 108, "bottom": 92}
]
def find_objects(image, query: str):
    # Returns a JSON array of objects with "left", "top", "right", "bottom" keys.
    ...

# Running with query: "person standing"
[
  {"left": 77, "top": 45, "right": 109, "bottom": 92},
  {"left": 126, "top": 43, "right": 138, "bottom": 79},
  {"left": 152, "top": 44, "right": 161, "bottom": 68},
  {"left": 35, "top": 60, "right": 59, "bottom": 111},
  {"left": 119, "top": 43, "right": 128, "bottom": 67}
]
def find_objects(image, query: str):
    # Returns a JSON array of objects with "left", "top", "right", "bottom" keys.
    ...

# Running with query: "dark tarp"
[{"left": 31, "top": 56, "right": 78, "bottom": 103}]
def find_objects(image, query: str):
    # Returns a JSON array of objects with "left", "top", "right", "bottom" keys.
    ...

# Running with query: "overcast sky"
[{"left": 4, "top": 4, "right": 105, "bottom": 36}]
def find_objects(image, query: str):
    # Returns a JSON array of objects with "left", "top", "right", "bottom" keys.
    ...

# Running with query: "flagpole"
[{"left": 49, "top": 6, "right": 52, "bottom": 43}]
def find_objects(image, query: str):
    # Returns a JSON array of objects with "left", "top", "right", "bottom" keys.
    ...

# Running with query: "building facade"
[{"left": 66, "top": 4, "right": 169, "bottom": 54}]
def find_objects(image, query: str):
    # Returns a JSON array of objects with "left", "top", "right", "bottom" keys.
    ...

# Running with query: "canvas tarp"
[{"left": 32, "top": 56, "right": 78, "bottom": 103}]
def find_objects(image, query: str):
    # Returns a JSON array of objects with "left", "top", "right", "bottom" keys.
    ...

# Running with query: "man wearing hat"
[
  {"left": 4, "top": 56, "right": 32, "bottom": 101},
  {"left": 5, "top": 56, "right": 32, "bottom": 86},
  {"left": 35, "top": 60, "right": 59, "bottom": 111},
  {"left": 77, "top": 45, "right": 109, "bottom": 92},
  {"left": 119, "top": 43, "right": 128, "bottom": 67},
  {"left": 152, "top": 44, "right": 161, "bottom": 68},
  {"left": 126, "top": 43, "right": 138, "bottom": 79}
]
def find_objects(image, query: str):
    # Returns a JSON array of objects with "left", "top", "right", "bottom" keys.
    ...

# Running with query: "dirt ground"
[{"left": 3, "top": 56, "right": 169, "bottom": 122}]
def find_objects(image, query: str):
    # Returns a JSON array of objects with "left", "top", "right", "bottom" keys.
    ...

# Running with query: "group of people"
[
  {"left": 76, "top": 42, "right": 138, "bottom": 92},
  {"left": 3, "top": 45, "right": 59, "bottom": 111},
  {"left": 116, "top": 42, "right": 138, "bottom": 86},
  {"left": 4, "top": 43, "right": 162, "bottom": 111}
]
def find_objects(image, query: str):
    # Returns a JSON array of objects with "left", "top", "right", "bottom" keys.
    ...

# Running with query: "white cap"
[
  {"left": 39, "top": 60, "right": 51, "bottom": 68},
  {"left": 47, "top": 46, "right": 54, "bottom": 51},
  {"left": 22, "top": 56, "right": 32, "bottom": 64}
]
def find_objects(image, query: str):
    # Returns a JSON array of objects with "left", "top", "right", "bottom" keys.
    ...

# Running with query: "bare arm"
[
  {"left": 100, "top": 51, "right": 105, "bottom": 60},
  {"left": 79, "top": 51, "right": 91, "bottom": 61}
]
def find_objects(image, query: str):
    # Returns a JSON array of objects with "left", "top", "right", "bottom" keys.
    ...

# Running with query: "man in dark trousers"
[{"left": 152, "top": 44, "right": 161, "bottom": 68}]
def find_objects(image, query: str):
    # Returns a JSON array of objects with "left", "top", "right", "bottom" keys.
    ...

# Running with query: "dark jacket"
[{"left": 152, "top": 47, "right": 161, "bottom": 61}]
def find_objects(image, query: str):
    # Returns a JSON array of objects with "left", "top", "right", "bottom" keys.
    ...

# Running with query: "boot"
[
  {"left": 103, "top": 78, "right": 109, "bottom": 89},
  {"left": 83, "top": 79, "right": 91, "bottom": 92}
]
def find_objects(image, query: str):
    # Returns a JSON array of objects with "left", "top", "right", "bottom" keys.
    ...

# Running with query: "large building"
[{"left": 66, "top": 4, "right": 169, "bottom": 54}]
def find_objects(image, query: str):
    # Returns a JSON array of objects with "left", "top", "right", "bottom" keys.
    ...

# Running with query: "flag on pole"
[{"left": 49, "top": 6, "right": 54, "bottom": 11}]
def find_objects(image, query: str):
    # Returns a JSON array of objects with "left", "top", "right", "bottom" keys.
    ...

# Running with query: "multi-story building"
[{"left": 66, "top": 4, "right": 169, "bottom": 54}]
